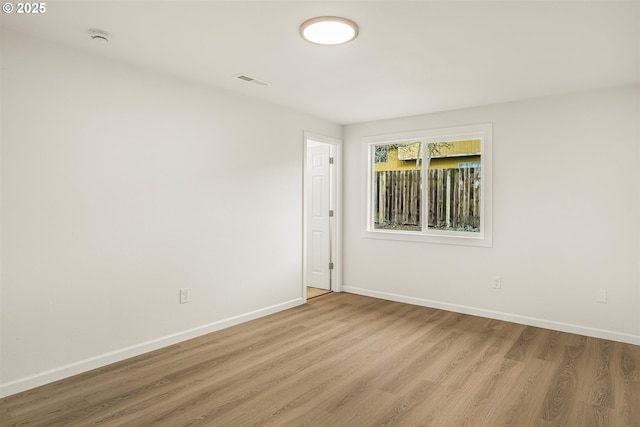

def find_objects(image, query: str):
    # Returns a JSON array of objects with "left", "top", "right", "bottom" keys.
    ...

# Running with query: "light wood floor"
[
  {"left": 2, "top": 292, "right": 639, "bottom": 426},
  {"left": 307, "top": 286, "right": 332, "bottom": 299}
]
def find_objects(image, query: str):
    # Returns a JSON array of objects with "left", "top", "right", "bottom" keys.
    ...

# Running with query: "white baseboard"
[
  {"left": 343, "top": 286, "right": 640, "bottom": 346},
  {"left": 0, "top": 298, "right": 305, "bottom": 398}
]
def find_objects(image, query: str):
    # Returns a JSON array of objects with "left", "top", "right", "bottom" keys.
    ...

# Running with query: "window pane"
[
  {"left": 426, "top": 140, "right": 481, "bottom": 232},
  {"left": 372, "top": 142, "right": 422, "bottom": 232}
]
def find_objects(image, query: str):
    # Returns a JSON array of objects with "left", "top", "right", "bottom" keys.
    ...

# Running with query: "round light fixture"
[{"left": 300, "top": 16, "right": 359, "bottom": 45}]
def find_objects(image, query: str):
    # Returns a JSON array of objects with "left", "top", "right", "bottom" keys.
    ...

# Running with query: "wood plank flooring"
[
  {"left": 2, "top": 292, "right": 639, "bottom": 426},
  {"left": 307, "top": 287, "right": 332, "bottom": 299}
]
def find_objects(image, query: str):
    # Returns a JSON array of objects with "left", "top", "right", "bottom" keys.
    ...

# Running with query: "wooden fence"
[
  {"left": 374, "top": 168, "right": 481, "bottom": 231},
  {"left": 374, "top": 170, "right": 422, "bottom": 229}
]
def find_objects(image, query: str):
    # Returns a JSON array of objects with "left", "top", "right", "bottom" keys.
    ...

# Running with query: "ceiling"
[{"left": 2, "top": 0, "right": 639, "bottom": 125}]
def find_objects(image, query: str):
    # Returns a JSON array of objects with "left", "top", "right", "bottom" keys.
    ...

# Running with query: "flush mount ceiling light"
[{"left": 300, "top": 16, "right": 359, "bottom": 45}]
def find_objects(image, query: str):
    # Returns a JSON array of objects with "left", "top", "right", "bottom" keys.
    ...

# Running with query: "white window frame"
[{"left": 362, "top": 123, "right": 492, "bottom": 247}]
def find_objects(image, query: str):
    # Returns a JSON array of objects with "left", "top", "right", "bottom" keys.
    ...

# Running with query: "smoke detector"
[{"left": 89, "top": 29, "right": 110, "bottom": 43}]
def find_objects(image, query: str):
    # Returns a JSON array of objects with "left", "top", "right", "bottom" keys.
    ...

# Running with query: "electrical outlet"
[
  {"left": 492, "top": 276, "right": 502, "bottom": 289},
  {"left": 179, "top": 288, "right": 190, "bottom": 304},
  {"left": 597, "top": 290, "right": 607, "bottom": 304}
]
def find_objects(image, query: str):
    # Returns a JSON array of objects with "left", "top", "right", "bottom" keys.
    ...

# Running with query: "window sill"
[{"left": 362, "top": 228, "right": 492, "bottom": 248}]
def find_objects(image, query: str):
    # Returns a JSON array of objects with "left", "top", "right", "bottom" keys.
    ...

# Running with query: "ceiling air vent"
[{"left": 234, "top": 74, "right": 271, "bottom": 87}]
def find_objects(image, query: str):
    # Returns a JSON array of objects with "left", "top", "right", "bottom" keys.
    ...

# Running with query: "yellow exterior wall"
[
  {"left": 429, "top": 139, "right": 480, "bottom": 158},
  {"left": 375, "top": 147, "right": 418, "bottom": 171},
  {"left": 375, "top": 139, "right": 481, "bottom": 171}
]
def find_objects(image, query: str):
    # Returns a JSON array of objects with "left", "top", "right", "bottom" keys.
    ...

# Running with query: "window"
[{"left": 363, "top": 123, "right": 492, "bottom": 247}]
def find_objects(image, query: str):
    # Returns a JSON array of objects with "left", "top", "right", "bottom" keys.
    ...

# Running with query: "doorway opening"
[{"left": 303, "top": 132, "right": 342, "bottom": 301}]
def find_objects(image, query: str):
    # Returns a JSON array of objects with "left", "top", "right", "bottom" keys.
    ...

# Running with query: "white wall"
[
  {"left": 343, "top": 86, "right": 640, "bottom": 345},
  {"left": 0, "top": 30, "right": 341, "bottom": 396}
]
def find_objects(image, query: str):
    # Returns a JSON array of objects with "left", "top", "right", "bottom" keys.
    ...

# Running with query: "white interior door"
[{"left": 306, "top": 143, "right": 331, "bottom": 290}]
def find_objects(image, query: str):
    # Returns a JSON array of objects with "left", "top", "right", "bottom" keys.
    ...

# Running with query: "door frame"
[{"left": 303, "top": 131, "right": 343, "bottom": 300}]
